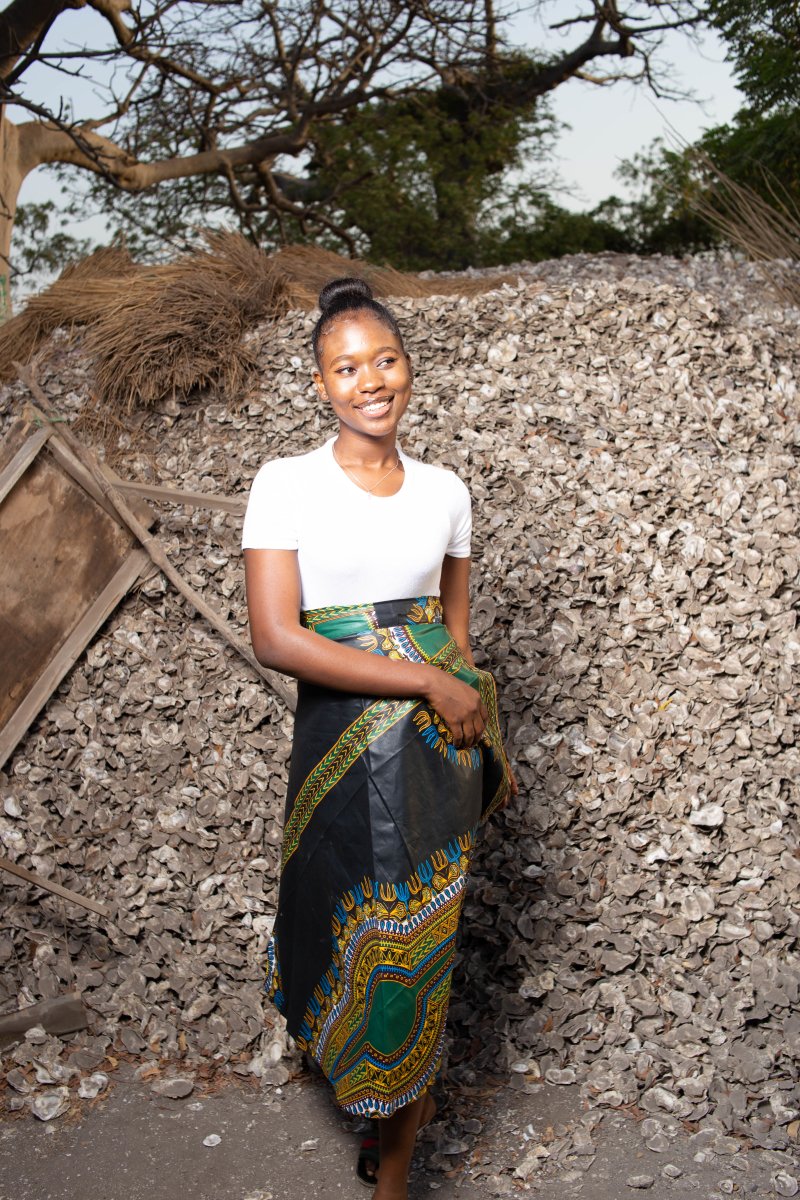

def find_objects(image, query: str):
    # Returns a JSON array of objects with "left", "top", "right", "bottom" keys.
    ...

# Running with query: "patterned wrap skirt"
[{"left": 265, "top": 595, "right": 511, "bottom": 1117}]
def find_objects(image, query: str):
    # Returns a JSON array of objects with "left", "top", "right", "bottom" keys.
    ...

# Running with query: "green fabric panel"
[
  {"left": 344, "top": 953, "right": 445, "bottom": 1063},
  {"left": 363, "top": 978, "right": 419, "bottom": 1055},
  {"left": 308, "top": 613, "right": 377, "bottom": 640}
]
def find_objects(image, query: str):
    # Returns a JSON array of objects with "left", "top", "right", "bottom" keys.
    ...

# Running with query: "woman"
[{"left": 243, "top": 277, "right": 513, "bottom": 1198}]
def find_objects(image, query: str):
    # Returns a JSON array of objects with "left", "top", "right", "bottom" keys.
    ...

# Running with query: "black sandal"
[{"left": 356, "top": 1121, "right": 380, "bottom": 1188}]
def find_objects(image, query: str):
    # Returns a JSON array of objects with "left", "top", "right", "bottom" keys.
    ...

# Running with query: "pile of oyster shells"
[{"left": 0, "top": 255, "right": 797, "bottom": 1177}]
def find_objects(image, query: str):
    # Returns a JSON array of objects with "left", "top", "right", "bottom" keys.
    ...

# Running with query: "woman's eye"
[
  {"left": 378, "top": 357, "right": 397, "bottom": 367},
  {"left": 336, "top": 366, "right": 355, "bottom": 374}
]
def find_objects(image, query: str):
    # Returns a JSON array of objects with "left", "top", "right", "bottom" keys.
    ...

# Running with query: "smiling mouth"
[{"left": 356, "top": 396, "right": 393, "bottom": 414}]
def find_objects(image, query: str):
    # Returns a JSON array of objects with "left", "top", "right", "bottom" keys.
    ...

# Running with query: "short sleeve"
[
  {"left": 241, "top": 459, "right": 298, "bottom": 550},
  {"left": 445, "top": 475, "right": 472, "bottom": 557}
]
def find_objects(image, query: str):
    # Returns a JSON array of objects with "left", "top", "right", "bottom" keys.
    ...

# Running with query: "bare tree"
[{"left": 0, "top": 0, "right": 704, "bottom": 308}]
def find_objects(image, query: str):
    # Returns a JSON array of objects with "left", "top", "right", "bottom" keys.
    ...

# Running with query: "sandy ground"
[{"left": 0, "top": 1067, "right": 788, "bottom": 1200}]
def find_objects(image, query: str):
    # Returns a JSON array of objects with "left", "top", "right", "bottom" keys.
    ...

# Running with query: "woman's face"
[{"left": 313, "top": 312, "right": 412, "bottom": 439}]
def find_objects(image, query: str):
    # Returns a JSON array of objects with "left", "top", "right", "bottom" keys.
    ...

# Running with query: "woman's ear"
[{"left": 312, "top": 369, "right": 328, "bottom": 400}]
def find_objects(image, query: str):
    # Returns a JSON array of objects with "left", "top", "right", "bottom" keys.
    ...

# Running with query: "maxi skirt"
[{"left": 265, "top": 596, "right": 511, "bottom": 1117}]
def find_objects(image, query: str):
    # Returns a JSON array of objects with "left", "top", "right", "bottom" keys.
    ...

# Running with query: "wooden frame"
[
  {"left": 0, "top": 420, "right": 152, "bottom": 770},
  {"left": 0, "top": 382, "right": 289, "bottom": 918},
  {"left": 107, "top": 474, "right": 246, "bottom": 516}
]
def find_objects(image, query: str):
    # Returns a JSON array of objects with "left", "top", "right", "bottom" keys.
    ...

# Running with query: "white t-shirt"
[{"left": 242, "top": 437, "right": 471, "bottom": 609}]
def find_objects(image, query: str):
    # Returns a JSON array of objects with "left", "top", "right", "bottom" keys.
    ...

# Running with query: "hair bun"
[
  {"left": 311, "top": 276, "right": 402, "bottom": 363},
  {"left": 318, "top": 276, "right": 374, "bottom": 315}
]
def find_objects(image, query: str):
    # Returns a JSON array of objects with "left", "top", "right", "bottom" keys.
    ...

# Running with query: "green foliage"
[
  {"left": 12, "top": 201, "right": 94, "bottom": 279},
  {"left": 472, "top": 187, "right": 637, "bottom": 263},
  {"left": 701, "top": 108, "right": 800, "bottom": 208},
  {"left": 14, "top": 0, "right": 759, "bottom": 278},
  {"left": 608, "top": 0, "right": 800, "bottom": 253},
  {"left": 66, "top": 51, "right": 643, "bottom": 273},
  {"left": 706, "top": 0, "right": 800, "bottom": 112},
  {"left": 35, "top": 2, "right": 799, "bottom": 273},
  {"left": 297, "top": 77, "right": 661, "bottom": 270},
  {"left": 305, "top": 69, "right": 559, "bottom": 272},
  {"left": 301, "top": 0, "right": 797, "bottom": 265},
  {"left": 613, "top": 143, "right": 721, "bottom": 253}
]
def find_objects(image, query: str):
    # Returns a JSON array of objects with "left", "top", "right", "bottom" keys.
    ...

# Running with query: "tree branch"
[
  {"left": 0, "top": 0, "right": 86, "bottom": 81},
  {"left": 17, "top": 116, "right": 313, "bottom": 189},
  {"left": 86, "top": 0, "right": 133, "bottom": 46},
  {"left": 257, "top": 159, "right": 358, "bottom": 254},
  {"left": 0, "top": 0, "right": 708, "bottom": 272}
]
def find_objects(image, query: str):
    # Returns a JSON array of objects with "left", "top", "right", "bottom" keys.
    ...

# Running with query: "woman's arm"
[
  {"left": 244, "top": 548, "right": 488, "bottom": 748},
  {"left": 439, "top": 554, "right": 475, "bottom": 668}
]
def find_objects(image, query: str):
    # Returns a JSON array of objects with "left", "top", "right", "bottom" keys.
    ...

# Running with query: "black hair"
[{"left": 311, "top": 276, "right": 404, "bottom": 364}]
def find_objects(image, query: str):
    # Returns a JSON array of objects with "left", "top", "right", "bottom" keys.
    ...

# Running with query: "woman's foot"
[
  {"left": 357, "top": 1096, "right": 436, "bottom": 1188},
  {"left": 368, "top": 1090, "right": 439, "bottom": 1199},
  {"left": 356, "top": 1122, "right": 380, "bottom": 1187}
]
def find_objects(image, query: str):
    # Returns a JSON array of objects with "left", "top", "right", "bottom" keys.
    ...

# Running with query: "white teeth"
[{"left": 361, "top": 400, "right": 390, "bottom": 412}]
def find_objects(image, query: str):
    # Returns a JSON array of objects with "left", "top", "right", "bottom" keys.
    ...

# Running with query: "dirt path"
[{"left": 0, "top": 1068, "right": 791, "bottom": 1200}]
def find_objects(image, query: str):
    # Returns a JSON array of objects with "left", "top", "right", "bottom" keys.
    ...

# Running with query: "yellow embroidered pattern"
[
  {"left": 276, "top": 832, "right": 475, "bottom": 1116},
  {"left": 301, "top": 601, "right": 379, "bottom": 634}
]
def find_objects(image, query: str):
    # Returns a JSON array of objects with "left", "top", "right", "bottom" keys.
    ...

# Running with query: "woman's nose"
[{"left": 358, "top": 365, "right": 381, "bottom": 391}]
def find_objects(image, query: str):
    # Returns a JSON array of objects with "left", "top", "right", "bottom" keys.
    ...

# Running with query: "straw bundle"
[
  {"left": 270, "top": 244, "right": 516, "bottom": 305},
  {"left": 0, "top": 235, "right": 513, "bottom": 409},
  {"left": 688, "top": 153, "right": 800, "bottom": 306},
  {"left": 0, "top": 247, "right": 136, "bottom": 381},
  {"left": 84, "top": 232, "right": 288, "bottom": 411}
]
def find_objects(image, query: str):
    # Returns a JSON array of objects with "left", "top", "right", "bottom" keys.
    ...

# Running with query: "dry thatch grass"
[
  {"left": 84, "top": 232, "right": 287, "bottom": 411},
  {"left": 688, "top": 152, "right": 800, "bottom": 307},
  {"left": 270, "top": 243, "right": 517, "bottom": 306},
  {"left": 0, "top": 236, "right": 514, "bottom": 410},
  {"left": 0, "top": 246, "right": 136, "bottom": 382}
]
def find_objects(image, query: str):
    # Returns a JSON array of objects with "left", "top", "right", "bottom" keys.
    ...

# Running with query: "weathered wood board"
[
  {"left": 108, "top": 474, "right": 246, "bottom": 516},
  {"left": 0, "top": 420, "right": 150, "bottom": 769}
]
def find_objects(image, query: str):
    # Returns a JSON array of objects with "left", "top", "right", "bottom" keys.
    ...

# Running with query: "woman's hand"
[{"left": 422, "top": 667, "right": 489, "bottom": 749}]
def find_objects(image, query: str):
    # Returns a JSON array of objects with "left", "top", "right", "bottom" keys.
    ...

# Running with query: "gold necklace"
[{"left": 332, "top": 442, "right": 402, "bottom": 496}]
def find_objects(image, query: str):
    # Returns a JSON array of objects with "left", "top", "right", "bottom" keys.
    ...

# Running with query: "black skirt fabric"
[{"left": 265, "top": 596, "right": 510, "bottom": 1116}]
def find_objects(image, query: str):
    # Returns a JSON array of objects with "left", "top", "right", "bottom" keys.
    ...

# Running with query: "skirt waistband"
[{"left": 301, "top": 595, "right": 443, "bottom": 639}]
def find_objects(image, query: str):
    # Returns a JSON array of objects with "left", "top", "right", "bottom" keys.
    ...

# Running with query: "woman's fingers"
[
  {"left": 450, "top": 721, "right": 466, "bottom": 748},
  {"left": 452, "top": 713, "right": 486, "bottom": 749},
  {"left": 423, "top": 669, "right": 489, "bottom": 748},
  {"left": 463, "top": 703, "right": 488, "bottom": 748}
]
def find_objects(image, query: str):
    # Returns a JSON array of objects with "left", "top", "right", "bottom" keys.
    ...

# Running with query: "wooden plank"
[
  {"left": 47, "top": 436, "right": 152, "bottom": 528},
  {"left": 109, "top": 477, "right": 246, "bottom": 516},
  {"left": 16, "top": 368, "right": 297, "bottom": 713},
  {"left": 0, "top": 425, "right": 51, "bottom": 505},
  {"left": 46, "top": 434, "right": 117, "bottom": 519},
  {"left": 0, "top": 857, "right": 111, "bottom": 919},
  {"left": 0, "top": 450, "right": 138, "bottom": 732},
  {"left": 0, "top": 994, "right": 89, "bottom": 1050},
  {"left": 0, "top": 548, "right": 149, "bottom": 769}
]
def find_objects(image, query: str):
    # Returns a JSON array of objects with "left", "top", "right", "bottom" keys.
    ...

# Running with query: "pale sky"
[
  {"left": 510, "top": 2, "right": 742, "bottom": 210},
  {"left": 17, "top": 1, "right": 743, "bottom": 243}
]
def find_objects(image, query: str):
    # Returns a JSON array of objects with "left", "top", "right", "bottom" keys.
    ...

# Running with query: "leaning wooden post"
[{"left": 0, "top": 855, "right": 111, "bottom": 918}]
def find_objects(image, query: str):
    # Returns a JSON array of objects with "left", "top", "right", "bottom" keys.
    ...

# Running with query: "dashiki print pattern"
[{"left": 265, "top": 596, "right": 511, "bottom": 1117}]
